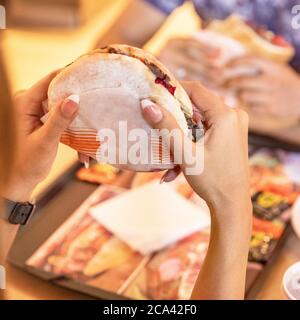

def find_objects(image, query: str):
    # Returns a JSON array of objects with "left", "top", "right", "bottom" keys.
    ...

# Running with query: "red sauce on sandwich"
[
  {"left": 271, "top": 35, "right": 290, "bottom": 48},
  {"left": 100, "top": 46, "right": 177, "bottom": 96},
  {"left": 155, "top": 77, "right": 176, "bottom": 95},
  {"left": 245, "top": 20, "right": 291, "bottom": 48}
]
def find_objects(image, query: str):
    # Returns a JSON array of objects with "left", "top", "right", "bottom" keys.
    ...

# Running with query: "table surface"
[{"left": 2, "top": 1, "right": 300, "bottom": 300}]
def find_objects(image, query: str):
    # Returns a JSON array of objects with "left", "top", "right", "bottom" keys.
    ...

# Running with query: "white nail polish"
[
  {"left": 40, "top": 113, "right": 49, "bottom": 124},
  {"left": 141, "top": 99, "right": 154, "bottom": 110},
  {"left": 84, "top": 160, "right": 89, "bottom": 169},
  {"left": 67, "top": 94, "right": 80, "bottom": 104}
]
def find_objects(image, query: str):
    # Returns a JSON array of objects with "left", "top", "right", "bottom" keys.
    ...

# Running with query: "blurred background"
[{"left": 2, "top": 0, "right": 132, "bottom": 196}]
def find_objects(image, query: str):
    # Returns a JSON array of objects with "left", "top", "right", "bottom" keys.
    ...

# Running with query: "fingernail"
[
  {"left": 141, "top": 99, "right": 163, "bottom": 123},
  {"left": 84, "top": 160, "right": 89, "bottom": 169},
  {"left": 159, "top": 176, "right": 165, "bottom": 184},
  {"left": 160, "top": 168, "right": 180, "bottom": 184},
  {"left": 61, "top": 94, "right": 80, "bottom": 118},
  {"left": 67, "top": 94, "right": 80, "bottom": 104},
  {"left": 40, "top": 113, "right": 49, "bottom": 124}
]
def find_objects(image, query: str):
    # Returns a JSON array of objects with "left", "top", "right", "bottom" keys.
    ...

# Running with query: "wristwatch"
[{"left": 2, "top": 199, "right": 35, "bottom": 225}]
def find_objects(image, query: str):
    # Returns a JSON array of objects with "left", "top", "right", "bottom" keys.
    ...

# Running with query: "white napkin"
[{"left": 90, "top": 182, "right": 210, "bottom": 255}]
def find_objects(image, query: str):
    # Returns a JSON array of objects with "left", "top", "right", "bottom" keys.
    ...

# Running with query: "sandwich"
[
  {"left": 47, "top": 45, "right": 202, "bottom": 172},
  {"left": 206, "top": 14, "right": 295, "bottom": 63},
  {"left": 193, "top": 15, "right": 297, "bottom": 131}
]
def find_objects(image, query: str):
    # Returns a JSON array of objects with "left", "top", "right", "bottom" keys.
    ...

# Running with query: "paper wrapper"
[{"left": 43, "top": 87, "right": 175, "bottom": 172}]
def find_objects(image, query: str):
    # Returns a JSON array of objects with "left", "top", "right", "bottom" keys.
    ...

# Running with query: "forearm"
[
  {"left": 0, "top": 177, "right": 35, "bottom": 264},
  {"left": 0, "top": 218, "right": 19, "bottom": 265},
  {"left": 191, "top": 202, "right": 252, "bottom": 300},
  {"left": 94, "top": 0, "right": 165, "bottom": 49}
]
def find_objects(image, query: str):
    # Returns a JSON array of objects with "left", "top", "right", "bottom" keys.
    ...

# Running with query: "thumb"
[
  {"left": 140, "top": 98, "right": 189, "bottom": 160},
  {"left": 41, "top": 94, "right": 79, "bottom": 142},
  {"left": 140, "top": 99, "right": 180, "bottom": 132},
  {"left": 141, "top": 99, "right": 198, "bottom": 174},
  {"left": 141, "top": 99, "right": 181, "bottom": 155}
]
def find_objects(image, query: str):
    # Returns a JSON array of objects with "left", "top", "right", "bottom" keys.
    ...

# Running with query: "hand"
[
  {"left": 4, "top": 72, "right": 79, "bottom": 202},
  {"left": 159, "top": 38, "right": 222, "bottom": 86},
  {"left": 225, "top": 56, "right": 300, "bottom": 118},
  {"left": 141, "top": 82, "right": 252, "bottom": 299},
  {"left": 141, "top": 81, "right": 252, "bottom": 223}
]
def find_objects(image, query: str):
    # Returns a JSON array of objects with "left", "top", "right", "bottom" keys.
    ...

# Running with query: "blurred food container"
[{"left": 7, "top": 0, "right": 115, "bottom": 28}]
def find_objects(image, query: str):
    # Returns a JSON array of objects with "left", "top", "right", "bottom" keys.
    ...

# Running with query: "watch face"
[{"left": 8, "top": 202, "right": 34, "bottom": 225}]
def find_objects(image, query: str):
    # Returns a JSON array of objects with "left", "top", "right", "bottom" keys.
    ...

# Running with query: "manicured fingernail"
[
  {"left": 40, "top": 113, "right": 49, "bottom": 124},
  {"left": 160, "top": 168, "right": 180, "bottom": 184},
  {"left": 61, "top": 94, "right": 79, "bottom": 118},
  {"left": 159, "top": 176, "right": 166, "bottom": 184},
  {"left": 141, "top": 99, "right": 163, "bottom": 123},
  {"left": 84, "top": 160, "right": 89, "bottom": 169},
  {"left": 67, "top": 94, "right": 80, "bottom": 104},
  {"left": 160, "top": 172, "right": 174, "bottom": 184}
]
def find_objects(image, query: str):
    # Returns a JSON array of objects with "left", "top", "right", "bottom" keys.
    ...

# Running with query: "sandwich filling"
[{"left": 245, "top": 21, "right": 291, "bottom": 48}]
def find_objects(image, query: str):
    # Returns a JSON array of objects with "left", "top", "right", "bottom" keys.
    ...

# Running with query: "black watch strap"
[{"left": 3, "top": 199, "right": 35, "bottom": 225}]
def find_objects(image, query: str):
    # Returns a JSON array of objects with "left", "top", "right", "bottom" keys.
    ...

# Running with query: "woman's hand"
[
  {"left": 4, "top": 72, "right": 79, "bottom": 202},
  {"left": 142, "top": 81, "right": 251, "bottom": 221},
  {"left": 159, "top": 38, "right": 222, "bottom": 85},
  {"left": 225, "top": 56, "right": 300, "bottom": 118},
  {"left": 141, "top": 81, "right": 252, "bottom": 299}
]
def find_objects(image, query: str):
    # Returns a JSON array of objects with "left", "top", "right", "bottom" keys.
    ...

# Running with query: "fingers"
[
  {"left": 17, "top": 69, "right": 60, "bottom": 105},
  {"left": 141, "top": 99, "right": 163, "bottom": 126},
  {"left": 192, "top": 103, "right": 204, "bottom": 123},
  {"left": 40, "top": 94, "right": 79, "bottom": 144},
  {"left": 160, "top": 38, "right": 222, "bottom": 83},
  {"left": 225, "top": 77, "right": 268, "bottom": 92},
  {"left": 223, "top": 66, "right": 262, "bottom": 85},
  {"left": 141, "top": 99, "right": 185, "bottom": 157},
  {"left": 141, "top": 99, "right": 198, "bottom": 174},
  {"left": 160, "top": 166, "right": 182, "bottom": 183},
  {"left": 226, "top": 55, "right": 270, "bottom": 69},
  {"left": 174, "top": 52, "right": 219, "bottom": 78},
  {"left": 225, "top": 76, "right": 270, "bottom": 114},
  {"left": 239, "top": 91, "right": 268, "bottom": 106},
  {"left": 179, "top": 81, "right": 248, "bottom": 138},
  {"left": 181, "top": 81, "right": 226, "bottom": 116},
  {"left": 186, "top": 38, "right": 221, "bottom": 58},
  {"left": 78, "top": 152, "right": 90, "bottom": 168},
  {"left": 27, "top": 70, "right": 61, "bottom": 102},
  {"left": 14, "top": 70, "right": 61, "bottom": 116},
  {"left": 224, "top": 56, "right": 271, "bottom": 87},
  {"left": 168, "top": 37, "right": 220, "bottom": 59}
]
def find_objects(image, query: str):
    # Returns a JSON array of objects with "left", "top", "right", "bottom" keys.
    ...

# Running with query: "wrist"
[
  {"left": 208, "top": 196, "right": 253, "bottom": 236},
  {"left": 3, "top": 175, "right": 36, "bottom": 202}
]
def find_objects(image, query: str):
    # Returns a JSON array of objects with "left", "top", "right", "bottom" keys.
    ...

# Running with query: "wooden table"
[{"left": 249, "top": 228, "right": 300, "bottom": 299}]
